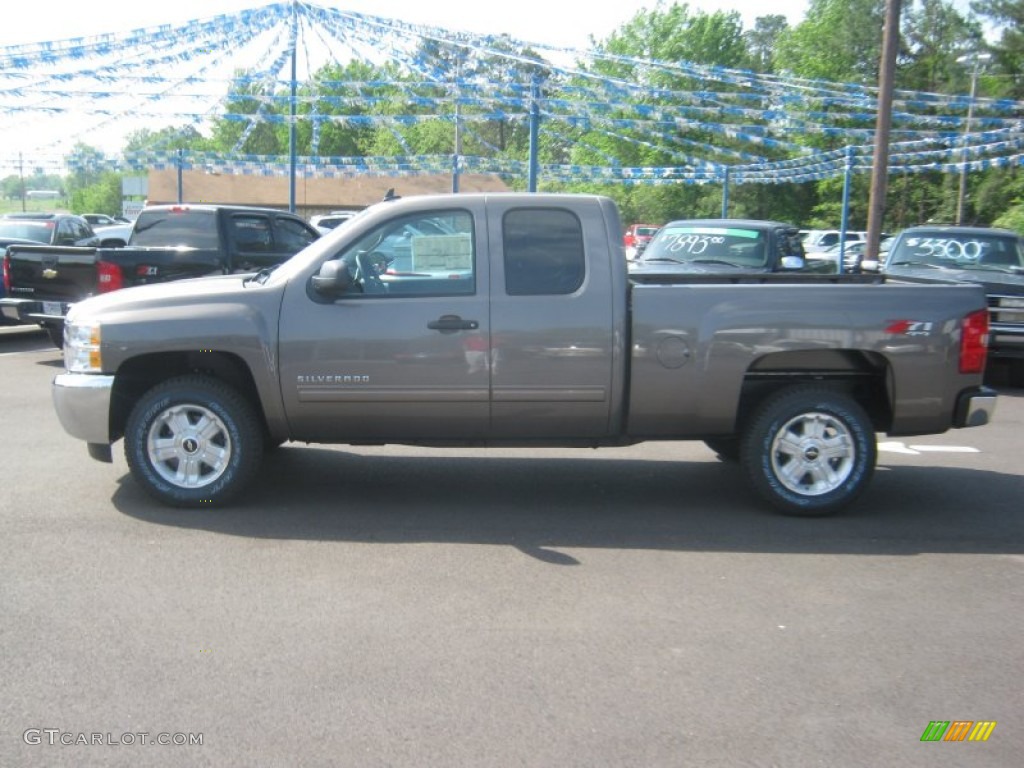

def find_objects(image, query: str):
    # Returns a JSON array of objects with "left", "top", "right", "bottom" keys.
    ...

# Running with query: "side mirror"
[
  {"left": 311, "top": 260, "right": 353, "bottom": 295},
  {"left": 780, "top": 256, "right": 805, "bottom": 270}
]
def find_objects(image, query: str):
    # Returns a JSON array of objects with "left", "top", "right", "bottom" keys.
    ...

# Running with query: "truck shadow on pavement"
[{"left": 113, "top": 449, "right": 1024, "bottom": 562}]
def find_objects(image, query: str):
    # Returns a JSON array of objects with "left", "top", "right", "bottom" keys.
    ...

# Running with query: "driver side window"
[{"left": 336, "top": 210, "right": 476, "bottom": 297}]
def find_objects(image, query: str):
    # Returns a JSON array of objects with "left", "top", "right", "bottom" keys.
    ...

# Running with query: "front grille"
[{"left": 988, "top": 293, "right": 1024, "bottom": 330}]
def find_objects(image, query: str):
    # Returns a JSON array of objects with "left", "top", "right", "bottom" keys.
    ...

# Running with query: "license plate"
[{"left": 43, "top": 301, "right": 64, "bottom": 316}]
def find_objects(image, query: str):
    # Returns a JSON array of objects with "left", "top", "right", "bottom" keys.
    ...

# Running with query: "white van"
[{"left": 801, "top": 229, "right": 867, "bottom": 254}]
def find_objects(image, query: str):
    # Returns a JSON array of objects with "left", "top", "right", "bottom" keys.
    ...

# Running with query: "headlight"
[{"left": 64, "top": 320, "right": 103, "bottom": 372}]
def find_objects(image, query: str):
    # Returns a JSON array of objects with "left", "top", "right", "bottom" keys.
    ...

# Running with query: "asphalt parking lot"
[{"left": 1, "top": 324, "right": 1021, "bottom": 767}]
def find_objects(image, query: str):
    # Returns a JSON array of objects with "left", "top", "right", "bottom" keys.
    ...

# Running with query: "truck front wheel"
[
  {"left": 740, "top": 386, "right": 876, "bottom": 517},
  {"left": 124, "top": 375, "right": 264, "bottom": 507}
]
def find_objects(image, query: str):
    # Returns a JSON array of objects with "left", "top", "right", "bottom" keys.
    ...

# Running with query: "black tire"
[
  {"left": 46, "top": 324, "right": 64, "bottom": 349},
  {"left": 740, "top": 385, "right": 876, "bottom": 517},
  {"left": 703, "top": 437, "right": 740, "bottom": 462},
  {"left": 124, "top": 375, "right": 264, "bottom": 507}
]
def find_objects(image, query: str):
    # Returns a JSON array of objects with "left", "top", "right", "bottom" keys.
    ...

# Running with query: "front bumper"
[
  {"left": 52, "top": 373, "right": 115, "bottom": 445},
  {"left": 953, "top": 386, "right": 998, "bottom": 428},
  {"left": 988, "top": 324, "right": 1024, "bottom": 361}
]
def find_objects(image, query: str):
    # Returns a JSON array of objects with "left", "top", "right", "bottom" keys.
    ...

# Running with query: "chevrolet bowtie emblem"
[{"left": 42, "top": 268, "right": 58, "bottom": 279}]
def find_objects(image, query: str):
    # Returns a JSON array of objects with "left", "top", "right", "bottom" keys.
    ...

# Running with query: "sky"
[
  {"left": 0, "top": 0, "right": 810, "bottom": 50},
  {"left": 0, "top": 0, "right": 813, "bottom": 166}
]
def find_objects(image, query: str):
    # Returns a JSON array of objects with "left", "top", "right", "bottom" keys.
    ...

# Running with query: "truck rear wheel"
[
  {"left": 124, "top": 375, "right": 264, "bottom": 507},
  {"left": 740, "top": 385, "right": 875, "bottom": 516}
]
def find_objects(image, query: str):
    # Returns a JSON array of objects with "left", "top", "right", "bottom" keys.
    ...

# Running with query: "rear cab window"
[
  {"left": 131, "top": 209, "right": 219, "bottom": 249},
  {"left": 502, "top": 208, "right": 585, "bottom": 295}
]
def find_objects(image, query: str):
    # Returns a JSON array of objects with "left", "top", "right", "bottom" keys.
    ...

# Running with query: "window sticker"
[
  {"left": 901, "top": 237, "right": 988, "bottom": 263},
  {"left": 658, "top": 227, "right": 759, "bottom": 255}
]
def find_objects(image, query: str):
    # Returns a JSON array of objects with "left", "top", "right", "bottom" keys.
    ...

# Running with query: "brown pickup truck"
[{"left": 50, "top": 193, "right": 996, "bottom": 516}]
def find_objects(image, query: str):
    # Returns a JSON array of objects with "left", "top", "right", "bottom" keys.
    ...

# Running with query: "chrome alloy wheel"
[
  {"left": 146, "top": 403, "right": 233, "bottom": 489},
  {"left": 768, "top": 411, "right": 856, "bottom": 496}
]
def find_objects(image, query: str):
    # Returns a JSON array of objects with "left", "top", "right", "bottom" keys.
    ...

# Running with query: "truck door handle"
[{"left": 427, "top": 314, "right": 479, "bottom": 333}]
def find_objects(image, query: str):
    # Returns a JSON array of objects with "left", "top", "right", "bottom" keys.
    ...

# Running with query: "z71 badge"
[{"left": 885, "top": 320, "right": 934, "bottom": 336}]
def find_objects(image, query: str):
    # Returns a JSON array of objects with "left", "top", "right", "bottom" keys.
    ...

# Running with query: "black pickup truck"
[
  {"left": 876, "top": 225, "right": 1024, "bottom": 386},
  {"left": 630, "top": 219, "right": 834, "bottom": 275},
  {"left": 1, "top": 204, "right": 321, "bottom": 346}
]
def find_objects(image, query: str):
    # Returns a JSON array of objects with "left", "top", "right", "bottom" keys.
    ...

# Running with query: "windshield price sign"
[
  {"left": 903, "top": 237, "right": 989, "bottom": 263},
  {"left": 660, "top": 227, "right": 757, "bottom": 255}
]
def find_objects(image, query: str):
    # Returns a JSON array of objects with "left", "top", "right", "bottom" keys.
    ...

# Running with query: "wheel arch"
[
  {"left": 110, "top": 351, "right": 272, "bottom": 443},
  {"left": 733, "top": 349, "right": 894, "bottom": 437}
]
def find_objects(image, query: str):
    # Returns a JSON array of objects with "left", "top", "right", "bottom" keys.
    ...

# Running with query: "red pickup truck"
[{"left": 623, "top": 223, "right": 659, "bottom": 259}]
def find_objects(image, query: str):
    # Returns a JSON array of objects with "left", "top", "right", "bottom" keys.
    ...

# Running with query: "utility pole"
[
  {"left": 865, "top": 0, "right": 900, "bottom": 263},
  {"left": 453, "top": 57, "right": 462, "bottom": 194},
  {"left": 19, "top": 152, "right": 26, "bottom": 212},
  {"left": 955, "top": 52, "right": 991, "bottom": 225}
]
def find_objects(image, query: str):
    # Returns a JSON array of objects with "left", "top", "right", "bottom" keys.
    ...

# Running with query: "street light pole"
[{"left": 955, "top": 52, "right": 991, "bottom": 226}]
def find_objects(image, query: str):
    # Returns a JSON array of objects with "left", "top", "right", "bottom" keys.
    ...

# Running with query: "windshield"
[
  {"left": 887, "top": 232, "right": 1023, "bottom": 271},
  {"left": 0, "top": 220, "right": 54, "bottom": 243},
  {"left": 640, "top": 224, "right": 767, "bottom": 268}
]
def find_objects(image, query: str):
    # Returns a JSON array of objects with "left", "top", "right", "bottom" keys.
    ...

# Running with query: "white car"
[
  {"left": 94, "top": 222, "right": 134, "bottom": 246},
  {"left": 82, "top": 213, "right": 129, "bottom": 227},
  {"left": 801, "top": 229, "right": 867, "bottom": 254},
  {"left": 309, "top": 211, "right": 357, "bottom": 235}
]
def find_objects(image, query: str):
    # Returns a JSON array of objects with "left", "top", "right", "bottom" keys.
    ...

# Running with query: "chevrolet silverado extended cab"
[
  {"left": 1, "top": 204, "right": 320, "bottom": 346},
  {"left": 51, "top": 193, "right": 996, "bottom": 516}
]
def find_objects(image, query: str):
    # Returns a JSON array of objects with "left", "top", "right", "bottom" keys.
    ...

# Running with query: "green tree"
[
  {"left": 208, "top": 70, "right": 285, "bottom": 155},
  {"left": 124, "top": 125, "right": 211, "bottom": 153},
  {"left": 972, "top": 0, "right": 1024, "bottom": 97},
  {"left": 570, "top": 3, "right": 753, "bottom": 220},
  {"left": 775, "top": 0, "right": 885, "bottom": 83},
  {"left": 599, "top": 3, "right": 748, "bottom": 71},
  {"left": 902, "top": 0, "right": 984, "bottom": 91},
  {"left": 69, "top": 172, "right": 122, "bottom": 216},
  {"left": 1, "top": 172, "right": 64, "bottom": 201},
  {"left": 64, "top": 144, "right": 111, "bottom": 198},
  {"left": 303, "top": 60, "right": 395, "bottom": 159},
  {"left": 745, "top": 15, "right": 789, "bottom": 74}
]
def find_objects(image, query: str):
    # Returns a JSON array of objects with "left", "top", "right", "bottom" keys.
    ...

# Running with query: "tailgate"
[{"left": 5, "top": 244, "right": 98, "bottom": 304}]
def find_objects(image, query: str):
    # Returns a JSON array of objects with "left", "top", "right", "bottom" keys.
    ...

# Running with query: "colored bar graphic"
[
  {"left": 921, "top": 720, "right": 997, "bottom": 742},
  {"left": 968, "top": 722, "right": 997, "bottom": 742},
  {"left": 944, "top": 721, "right": 973, "bottom": 741}
]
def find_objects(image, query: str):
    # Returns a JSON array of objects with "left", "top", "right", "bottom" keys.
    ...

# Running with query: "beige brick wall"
[{"left": 147, "top": 170, "right": 511, "bottom": 213}]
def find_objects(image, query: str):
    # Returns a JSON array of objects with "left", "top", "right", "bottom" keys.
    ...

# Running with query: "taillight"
[
  {"left": 959, "top": 308, "right": 989, "bottom": 374},
  {"left": 2, "top": 253, "right": 9, "bottom": 294},
  {"left": 97, "top": 260, "right": 123, "bottom": 293}
]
